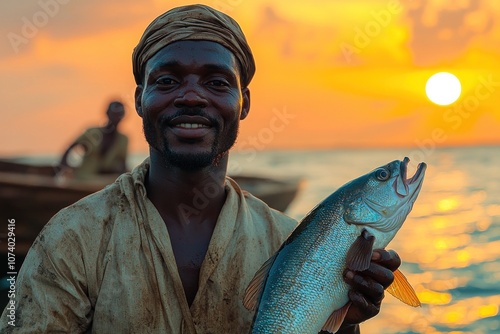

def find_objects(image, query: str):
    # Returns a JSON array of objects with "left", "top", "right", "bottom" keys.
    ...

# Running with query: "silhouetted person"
[{"left": 59, "top": 101, "right": 128, "bottom": 179}]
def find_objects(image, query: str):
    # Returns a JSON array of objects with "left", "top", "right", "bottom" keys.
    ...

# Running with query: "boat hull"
[{"left": 0, "top": 159, "right": 302, "bottom": 256}]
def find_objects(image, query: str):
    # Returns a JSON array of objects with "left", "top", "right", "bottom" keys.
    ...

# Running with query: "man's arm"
[
  {"left": 59, "top": 141, "right": 83, "bottom": 169},
  {"left": 0, "top": 221, "right": 92, "bottom": 333}
]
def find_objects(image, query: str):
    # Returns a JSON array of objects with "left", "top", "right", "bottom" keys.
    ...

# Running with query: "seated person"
[{"left": 59, "top": 101, "right": 128, "bottom": 179}]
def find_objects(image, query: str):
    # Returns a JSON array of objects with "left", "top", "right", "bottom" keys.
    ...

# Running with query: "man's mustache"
[{"left": 159, "top": 108, "right": 220, "bottom": 130}]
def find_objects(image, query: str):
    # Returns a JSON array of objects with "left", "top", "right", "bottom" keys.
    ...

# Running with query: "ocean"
[
  {"left": 225, "top": 146, "right": 500, "bottom": 334},
  {"left": 3, "top": 146, "right": 499, "bottom": 333}
]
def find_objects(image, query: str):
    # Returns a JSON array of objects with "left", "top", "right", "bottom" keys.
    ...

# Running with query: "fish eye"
[{"left": 375, "top": 168, "right": 391, "bottom": 181}]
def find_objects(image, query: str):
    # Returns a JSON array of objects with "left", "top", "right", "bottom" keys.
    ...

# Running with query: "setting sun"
[
  {"left": 1, "top": 1, "right": 500, "bottom": 152},
  {"left": 425, "top": 72, "right": 462, "bottom": 106}
]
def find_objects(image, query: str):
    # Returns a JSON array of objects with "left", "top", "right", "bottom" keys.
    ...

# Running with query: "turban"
[{"left": 132, "top": 4, "right": 255, "bottom": 87}]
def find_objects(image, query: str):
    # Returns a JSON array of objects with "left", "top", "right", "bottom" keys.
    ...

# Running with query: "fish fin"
[
  {"left": 386, "top": 269, "right": 421, "bottom": 307},
  {"left": 321, "top": 302, "right": 351, "bottom": 333},
  {"left": 346, "top": 229, "right": 374, "bottom": 271},
  {"left": 243, "top": 253, "right": 277, "bottom": 311}
]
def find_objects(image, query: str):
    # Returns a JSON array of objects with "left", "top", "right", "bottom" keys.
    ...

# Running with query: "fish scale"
[
  {"left": 253, "top": 196, "right": 358, "bottom": 333},
  {"left": 244, "top": 158, "right": 426, "bottom": 334}
]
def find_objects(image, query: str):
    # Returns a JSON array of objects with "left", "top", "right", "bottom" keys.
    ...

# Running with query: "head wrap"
[{"left": 132, "top": 4, "right": 255, "bottom": 87}]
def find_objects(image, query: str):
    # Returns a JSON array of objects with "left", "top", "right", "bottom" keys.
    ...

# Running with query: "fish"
[{"left": 243, "top": 157, "right": 426, "bottom": 333}]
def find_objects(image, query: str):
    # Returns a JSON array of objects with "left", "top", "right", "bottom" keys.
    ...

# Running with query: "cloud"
[
  {"left": 252, "top": 4, "right": 345, "bottom": 63},
  {"left": 407, "top": 0, "right": 495, "bottom": 66},
  {"left": 1, "top": 64, "right": 78, "bottom": 120},
  {"left": 0, "top": 0, "right": 157, "bottom": 58},
  {"left": 254, "top": 5, "right": 295, "bottom": 57}
]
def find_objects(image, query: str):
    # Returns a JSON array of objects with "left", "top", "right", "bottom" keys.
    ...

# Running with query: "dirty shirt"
[{"left": 0, "top": 159, "right": 297, "bottom": 333}]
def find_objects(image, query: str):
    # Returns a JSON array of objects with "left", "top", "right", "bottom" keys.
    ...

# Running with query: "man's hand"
[{"left": 338, "top": 249, "right": 401, "bottom": 332}]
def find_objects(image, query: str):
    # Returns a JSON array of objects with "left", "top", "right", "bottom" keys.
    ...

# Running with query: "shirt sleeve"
[
  {"left": 0, "top": 219, "right": 92, "bottom": 333},
  {"left": 74, "top": 128, "right": 101, "bottom": 148}
]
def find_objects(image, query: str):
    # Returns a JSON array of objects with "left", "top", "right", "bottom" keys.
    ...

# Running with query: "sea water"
[
  {"left": 227, "top": 146, "right": 500, "bottom": 334},
  {"left": 5, "top": 146, "right": 500, "bottom": 333}
]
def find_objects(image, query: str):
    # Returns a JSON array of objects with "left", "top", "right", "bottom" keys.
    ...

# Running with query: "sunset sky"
[{"left": 1, "top": 0, "right": 500, "bottom": 155}]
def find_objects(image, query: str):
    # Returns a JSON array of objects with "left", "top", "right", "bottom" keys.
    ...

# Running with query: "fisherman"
[
  {"left": 58, "top": 100, "right": 128, "bottom": 180},
  {"left": 0, "top": 5, "right": 401, "bottom": 333}
]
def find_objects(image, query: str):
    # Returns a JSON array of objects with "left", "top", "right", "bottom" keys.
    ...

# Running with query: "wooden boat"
[{"left": 0, "top": 158, "right": 302, "bottom": 255}]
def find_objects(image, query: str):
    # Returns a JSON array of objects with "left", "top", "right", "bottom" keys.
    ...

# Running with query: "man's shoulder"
[
  {"left": 63, "top": 181, "right": 123, "bottom": 215},
  {"left": 118, "top": 131, "right": 129, "bottom": 141},
  {"left": 75, "top": 127, "right": 102, "bottom": 143},
  {"left": 227, "top": 183, "right": 297, "bottom": 254},
  {"left": 245, "top": 193, "right": 296, "bottom": 221},
  {"left": 235, "top": 185, "right": 298, "bottom": 234},
  {"left": 37, "top": 180, "right": 126, "bottom": 243},
  {"left": 27, "top": 168, "right": 146, "bottom": 261},
  {"left": 82, "top": 126, "right": 102, "bottom": 135}
]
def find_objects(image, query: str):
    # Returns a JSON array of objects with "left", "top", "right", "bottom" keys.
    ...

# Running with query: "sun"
[{"left": 425, "top": 72, "right": 462, "bottom": 106}]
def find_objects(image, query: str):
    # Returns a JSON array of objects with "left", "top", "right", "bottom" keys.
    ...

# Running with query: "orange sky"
[{"left": 1, "top": 0, "right": 500, "bottom": 156}]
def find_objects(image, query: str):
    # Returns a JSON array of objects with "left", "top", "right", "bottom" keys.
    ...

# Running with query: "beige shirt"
[
  {"left": 73, "top": 127, "right": 128, "bottom": 180},
  {"left": 0, "top": 159, "right": 297, "bottom": 333}
]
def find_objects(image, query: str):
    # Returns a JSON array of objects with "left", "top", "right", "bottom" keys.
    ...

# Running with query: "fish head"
[{"left": 342, "top": 157, "right": 426, "bottom": 244}]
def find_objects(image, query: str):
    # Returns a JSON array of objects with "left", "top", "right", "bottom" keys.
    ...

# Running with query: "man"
[
  {"left": 58, "top": 100, "right": 128, "bottom": 180},
  {"left": 0, "top": 5, "right": 400, "bottom": 333}
]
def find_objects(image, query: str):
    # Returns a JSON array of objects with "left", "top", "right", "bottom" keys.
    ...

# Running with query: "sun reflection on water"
[
  {"left": 360, "top": 148, "right": 500, "bottom": 334},
  {"left": 417, "top": 288, "right": 452, "bottom": 305},
  {"left": 232, "top": 148, "right": 500, "bottom": 333},
  {"left": 437, "top": 197, "right": 460, "bottom": 212}
]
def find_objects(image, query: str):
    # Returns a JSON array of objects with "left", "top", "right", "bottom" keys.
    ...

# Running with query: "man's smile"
[
  {"left": 176, "top": 123, "right": 208, "bottom": 129},
  {"left": 167, "top": 115, "right": 214, "bottom": 139}
]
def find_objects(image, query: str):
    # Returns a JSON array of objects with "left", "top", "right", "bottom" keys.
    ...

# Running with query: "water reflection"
[
  {"left": 231, "top": 147, "right": 500, "bottom": 334},
  {"left": 366, "top": 148, "right": 500, "bottom": 333}
]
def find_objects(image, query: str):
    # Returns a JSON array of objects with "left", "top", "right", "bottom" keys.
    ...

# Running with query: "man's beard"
[{"left": 143, "top": 109, "right": 239, "bottom": 171}]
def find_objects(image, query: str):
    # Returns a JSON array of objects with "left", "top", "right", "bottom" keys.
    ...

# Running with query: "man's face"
[
  {"left": 107, "top": 104, "right": 125, "bottom": 127},
  {"left": 135, "top": 40, "right": 250, "bottom": 170}
]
